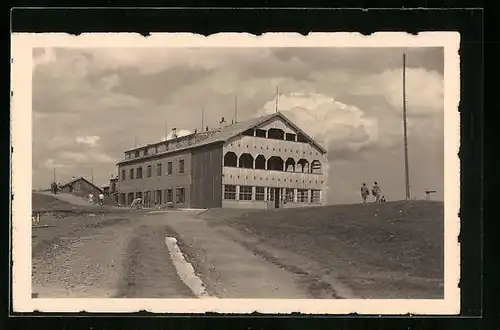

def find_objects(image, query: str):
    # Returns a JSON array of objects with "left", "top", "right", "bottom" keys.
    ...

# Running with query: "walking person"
[
  {"left": 360, "top": 183, "right": 370, "bottom": 203},
  {"left": 372, "top": 181, "right": 382, "bottom": 203},
  {"left": 98, "top": 192, "right": 104, "bottom": 206}
]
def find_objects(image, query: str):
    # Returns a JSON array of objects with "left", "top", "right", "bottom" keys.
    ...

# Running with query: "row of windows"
[
  {"left": 223, "top": 185, "right": 321, "bottom": 203},
  {"left": 121, "top": 159, "right": 185, "bottom": 180},
  {"left": 121, "top": 187, "right": 186, "bottom": 206},
  {"left": 241, "top": 128, "right": 311, "bottom": 144}
]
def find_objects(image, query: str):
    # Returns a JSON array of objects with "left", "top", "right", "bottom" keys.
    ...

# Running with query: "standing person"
[
  {"left": 88, "top": 193, "right": 94, "bottom": 204},
  {"left": 360, "top": 183, "right": 370, "bottom": 203},
  {"left": 372, "top": 181, "right": 382, "bottom": 203},
  {"left": 98, "top": 192, "right": 104, "bottom": 206}
]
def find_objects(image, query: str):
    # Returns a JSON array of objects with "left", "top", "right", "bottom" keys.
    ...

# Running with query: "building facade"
[{"left": 116, "top": 112, "right": 328, "bottom": 209}]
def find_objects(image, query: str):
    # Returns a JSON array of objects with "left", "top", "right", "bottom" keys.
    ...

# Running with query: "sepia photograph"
[{"left": 11, "top": 32, "right": 460, "bottom": 314}]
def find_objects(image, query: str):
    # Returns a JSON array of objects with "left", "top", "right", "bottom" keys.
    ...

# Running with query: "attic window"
[
  {"left": 297, "top": 133, "right": 308, "bottom": 143},
  {"left": 255, "top": 129, "right": 266, "bottom": 138},
  {"left": 285, "top": 133, "right": 296, "bottom": 141}
]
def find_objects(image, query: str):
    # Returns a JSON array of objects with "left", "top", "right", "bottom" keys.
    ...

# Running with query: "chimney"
[{"left": 171, "top": 127, "right": 178, "bottom": 139}]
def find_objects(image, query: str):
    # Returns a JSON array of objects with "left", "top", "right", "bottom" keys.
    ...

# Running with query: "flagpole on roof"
[
  {"left": 275, "top": 86, "right": 279, "bottom": 113},
  {"left": 234, "top": 94, "right": 238, "bottom": 123},
  {"left": 201, "top": 106, "right": 204, "bottom": 131}
]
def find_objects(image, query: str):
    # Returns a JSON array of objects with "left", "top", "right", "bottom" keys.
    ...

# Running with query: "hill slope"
[{"left": 200, "top": 200, "right": 444, "bottom": 298}]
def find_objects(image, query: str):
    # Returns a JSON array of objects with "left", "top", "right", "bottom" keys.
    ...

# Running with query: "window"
[
  {"left": 285, "top": 188, "right": 294, "bottom": 202},
  {"left": 155, "top": 190, "right": 162, "bottom": 204},
  {"left": 147, "top": 165, "right": 152, "bottom": 177},
  {"left": 255, "top": 129, "right": 266, "bottom": 137},
  {"left": 176, "top": 187, "right": 185, "bottom": 203},
  {"left": 179, "top": 159, "right": 185, "bottom": 173},
  {"left": 129, "top": 168, "right": 134, "bottom": 179},
  {"left": 267, "top": 187, "right": 276, "bottom": 201},
  {"left": 311, "top": 190, "right": 321, "bottom": 204},
  {"left": 286, "top": 133, "right": 296, "bottom": 141},
  {"left": 156, "top": 163, "right": 162, "bottom": 176},
  {"left": 224, "top": 185, "right": 236, "bottom": 200},
  {"left": 239, "top": 186, "right": 252, "bottom": 201},
  {"left": 136, "top": 167, "right": 142, "bottom": 179},
  {"left": 134, "top": 150, "right": 140, "bottom": 158},
  {"left": 298, "top": 189, "right": 308, "bottom": 203},
  {"left": 167, "top": 162, "right": 173, "bottom": 175},
  {"left": 166, "top": 189, "right": 173, "bottom": 203},
  {"left": 121, "top": 169, "right": 126, "bottom": 181},
  {"left": 144, "top": 148, "right": 148, "bottom": 156},
  {"left": 255, "top": 187, "right": 265, "bottom": 201}
]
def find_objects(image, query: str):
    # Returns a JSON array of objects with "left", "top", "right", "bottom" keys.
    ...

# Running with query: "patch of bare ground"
[
  {"left": 32, "top": 215, "right": 134, "bottom": 298},
  {"left": 201, "top": 200, "right": 444, "bottom": 299}
]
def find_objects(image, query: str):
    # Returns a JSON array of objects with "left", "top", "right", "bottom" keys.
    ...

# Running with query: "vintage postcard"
[{"left": 11, "top": 32, "right": 460, "bottom": 314}]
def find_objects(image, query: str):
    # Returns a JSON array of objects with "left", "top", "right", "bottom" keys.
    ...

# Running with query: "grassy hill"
[
  {"left": 200, "top": 200, "right": 444, "bottom": 298},
  {"left": 32, "top": 193, "right": 122, "bottom": 214}
]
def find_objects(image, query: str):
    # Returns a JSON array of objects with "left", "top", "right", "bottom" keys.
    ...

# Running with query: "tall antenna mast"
[
  {"left": 403, "top": 53, "right": 411, "bottom": 200},
  {"left": 53, "top": 167, "right": 56, "bottom": 183},
  {"left": 164, "top": 118, "right": 168, "bottom": 140},
  {"left": 91, "top": 167, "right": 94, "bottom": 184},
  {"left": 275, "top": 86, "right": 279, "bottom": 113},
  {"left": 234, "top": 94, "right": 238, "bottom": 123},
  {"left": 134, "top": 135, "right": 137, "bottom": 148}
]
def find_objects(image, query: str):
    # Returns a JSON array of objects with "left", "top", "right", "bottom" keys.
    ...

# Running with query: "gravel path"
[{"left": 158, "top": 211, "right": 311, "bottom": 299}]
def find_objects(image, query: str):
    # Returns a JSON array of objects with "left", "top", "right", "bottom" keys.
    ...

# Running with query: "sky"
[{"left": 32, "top": 46, "right": 444, "bottom": 204}]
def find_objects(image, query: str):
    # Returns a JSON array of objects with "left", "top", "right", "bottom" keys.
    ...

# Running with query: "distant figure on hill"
[
  {"left": 50, "top": 182, "right": 56, "bottom": 194},
  {"left": 372, "top": 182, "right": 382, "bottom": 203},
  {"left": 98, "top": 193, "right": 104, "bottom": 206},
  {"left": 360, "top": 183, "right": 370, "bottom": 203}
]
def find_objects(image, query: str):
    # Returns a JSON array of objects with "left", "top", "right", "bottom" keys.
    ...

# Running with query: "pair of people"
[
  {"left": 88, "top": 192, "right": 105, "bottom": 206},
  {"left": 361, "top": 182, "right": 383, "bottom": 203}
]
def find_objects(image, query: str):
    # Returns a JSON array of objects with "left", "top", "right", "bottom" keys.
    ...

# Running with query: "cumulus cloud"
[
  {"left": 354, "top": 67, "right": 444, "bottom": 115},
  {"left": 76, "top": 135, "right": 100, "bottom": 147},
  {"left": 259, "top": 92, "right": 379, "bottom": 154}
]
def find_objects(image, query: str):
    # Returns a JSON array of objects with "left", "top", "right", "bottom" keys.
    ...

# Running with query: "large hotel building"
[{"left": 116, "top": 112, "right": 328, "bottom": 209}]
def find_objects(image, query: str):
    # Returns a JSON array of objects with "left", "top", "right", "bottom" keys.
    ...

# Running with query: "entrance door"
[{"left": 274, "top": 188, "right": 280, "bottom": 209}]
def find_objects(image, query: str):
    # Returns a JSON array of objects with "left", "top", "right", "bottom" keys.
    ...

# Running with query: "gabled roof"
[
  {"left": 117, "top": 111, "right": 327, "bottom": 165},
  {"left": 60, "top": 177, "right": 104, "bottom": 193},
  {"left": 192, "top": 111, "right": 327, "bottom": 154}
]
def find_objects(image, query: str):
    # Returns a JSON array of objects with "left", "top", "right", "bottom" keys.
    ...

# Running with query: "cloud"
[
  {"left": 43, "top": 158, "right": 74, "bottom": 169},
  {"left": 259, "top": 92, "right": 379, "bottom": 155},
  {"left": 59, "top": 151, "right": 88, "bottom": 163},
  {"left": 59, "top": 150, "right": 116, "bottom": 164},
  {"left": 33, "top": 48, "right": 57, "bottom": 68},
  {"left": 161, "top": 129, "right": 193, "bottom": 141},
  {"left": 354, "top": 67, "right": 444, "bottom": 116},
  {"left": 76, "top": 135, "right": 100, "bottom": 147}
]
